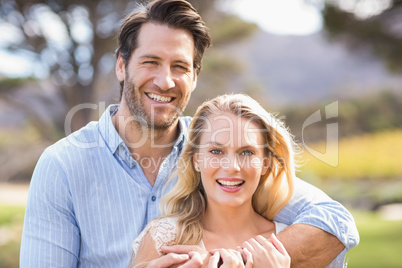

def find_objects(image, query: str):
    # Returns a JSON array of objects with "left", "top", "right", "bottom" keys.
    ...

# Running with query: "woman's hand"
[
  {"left": 241, "top": 233, "right": 290, "bottom": 268},
  {"left": 161, "top": 245, "right": 210, "bottom": 268},
  {"left": 208, "top": 248, "right": 251, "bottom": 268}
]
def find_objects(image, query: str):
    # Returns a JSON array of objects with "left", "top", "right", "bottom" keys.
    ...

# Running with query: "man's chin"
[{"left": 150, "top": 118, "right": 178, "bottom": 130}]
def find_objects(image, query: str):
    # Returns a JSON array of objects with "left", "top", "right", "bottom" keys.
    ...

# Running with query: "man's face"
[{"left": 116, "top": 22, "right": 197, "bottom": 129}]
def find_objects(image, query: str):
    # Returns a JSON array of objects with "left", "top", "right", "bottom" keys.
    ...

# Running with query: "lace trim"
[{"left": 131, "top": 217, "right": 178, "bottom": 258}]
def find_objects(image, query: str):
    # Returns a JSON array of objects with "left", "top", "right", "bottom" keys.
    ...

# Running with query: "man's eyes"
[
  {"left": 143, "top": 61, "right": 157, "bottom": 65},
  {"left": 173, "top": 65, "right": 189, "bottom": 71}
]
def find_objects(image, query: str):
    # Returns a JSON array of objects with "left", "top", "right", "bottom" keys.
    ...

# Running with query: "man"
[{"left": 20, "top": 0, "right": 359, "bottom": 267}]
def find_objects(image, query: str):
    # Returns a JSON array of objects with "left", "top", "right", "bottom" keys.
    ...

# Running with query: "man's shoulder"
[{"left": 41, "top": 121, "right": 102, "bottom": 164}]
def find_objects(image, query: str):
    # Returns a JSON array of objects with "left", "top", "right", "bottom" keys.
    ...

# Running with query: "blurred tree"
[
  {"left": 0, "top": 0, "right": 259, "bottom": 138},
  {"left": 0, "top": 0, "right": 223, "bottom": 135},
  {"left": 321, "top": 0, "right": 402, "bottom": 73},
  {"left": 0, "top": 0, "right": 137, "bottom": 133}
]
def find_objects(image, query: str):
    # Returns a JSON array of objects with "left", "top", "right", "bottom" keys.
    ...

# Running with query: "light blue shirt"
[{"left": 20, "top": 104, "right": 359, "bottom": 267}]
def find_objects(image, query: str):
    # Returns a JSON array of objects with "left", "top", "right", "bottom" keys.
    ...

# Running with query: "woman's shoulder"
[
  {"left": 131, "top": 216, "right": 180, "bottom": 260},
  {"left": 148, "top": 216, "right": 180, "bottom": 253}
]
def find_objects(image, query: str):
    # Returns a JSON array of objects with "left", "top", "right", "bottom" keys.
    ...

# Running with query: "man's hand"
[
  {"left": 161, "top": 245, "right": 211, "bottom": 268},
  {"left": 146, "top": 253, "right": 190, "bottom": 268}
]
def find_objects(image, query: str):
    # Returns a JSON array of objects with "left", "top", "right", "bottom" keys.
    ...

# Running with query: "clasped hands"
[{"left": 146, "top": 233, "right": 290, "bottom": 268}]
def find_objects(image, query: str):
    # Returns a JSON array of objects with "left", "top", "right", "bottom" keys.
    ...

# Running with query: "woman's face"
[{"left": 193, "top": 112, "right": 269, "bottom": 209}]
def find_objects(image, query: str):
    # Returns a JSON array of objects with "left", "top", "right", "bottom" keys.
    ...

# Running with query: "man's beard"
[{"left": 124, "top": 81, "right": 184, "bottom": 130}]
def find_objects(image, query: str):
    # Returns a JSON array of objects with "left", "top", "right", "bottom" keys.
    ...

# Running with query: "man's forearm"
[{"left": 277, "top": 224, "right": 345, "bottom": 268}]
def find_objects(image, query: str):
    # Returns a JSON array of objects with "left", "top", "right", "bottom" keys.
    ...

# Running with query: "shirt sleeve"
[
  {"left": 20, "top": 149, "right": 80, "bottom": 267},
  {"left": 273, "top": 177, "right": 359, "bottom": 250}
]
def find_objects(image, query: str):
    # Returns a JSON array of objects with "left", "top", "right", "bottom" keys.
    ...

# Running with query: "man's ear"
[
  {"left": 116, "top": 54, "right": 125, "bottom": 82},
  {"left": 192, "top": 75, "right": 197, "bottom": 92}
]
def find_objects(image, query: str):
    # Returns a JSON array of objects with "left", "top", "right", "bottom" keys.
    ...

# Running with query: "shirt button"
[{"left": 151, "top": 196, "right": 156, "bottom": 201}]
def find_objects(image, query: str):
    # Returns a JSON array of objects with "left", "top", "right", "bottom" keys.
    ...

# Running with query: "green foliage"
[
  {"left": 0, "top": 77, "right": 36, "bottom": 93},
  {"left": 322, "top": 2, "right": 402, "bottom": 74},
  {"left": 209, "top": 14, "right": 258, "bottom": 45},
  {"left": 346, "top": 210, "right": 402, "bottom": 268},
  {"left": 284, "top": 90, "right": 402, "bottom": 142}
]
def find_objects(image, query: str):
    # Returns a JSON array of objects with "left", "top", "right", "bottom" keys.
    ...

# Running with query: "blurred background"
[{"left": 0, "top": 0, "right": 401, "bottom": 266}]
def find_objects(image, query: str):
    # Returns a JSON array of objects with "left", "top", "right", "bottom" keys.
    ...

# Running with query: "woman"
[{"left": 129, "top": 94, "right": 298, "bottom": 267}]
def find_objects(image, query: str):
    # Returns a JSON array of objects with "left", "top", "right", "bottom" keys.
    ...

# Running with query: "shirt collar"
[
  {"left": 98, "top": 104, "right": 123, "bottom": 154},
  {"left": 98, "top": 104, "right": 187, "bottom": 155}
]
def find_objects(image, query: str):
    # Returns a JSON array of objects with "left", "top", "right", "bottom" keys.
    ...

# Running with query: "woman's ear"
[
  {"left": 261, "top": 156, "right": 270, "bottom": 175},
  {"left": 116, "top": 54, "right": 125, "bottom": 82},
  {"left": 192, "top": 154, "right": 200, "bottom": 172}
]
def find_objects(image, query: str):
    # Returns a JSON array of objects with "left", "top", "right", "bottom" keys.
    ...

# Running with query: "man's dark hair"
[{"left": 115, "top": 0, "right": 212, "bottom": 97}]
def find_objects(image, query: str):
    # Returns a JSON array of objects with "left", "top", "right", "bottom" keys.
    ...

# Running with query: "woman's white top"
[{"left": 131, "top": 216, "right": 288, "bottom": 258}]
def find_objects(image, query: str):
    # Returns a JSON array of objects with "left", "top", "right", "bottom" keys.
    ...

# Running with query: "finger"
[
  {"left": 216, "top": 248, "right": 232, "bottom": 262},
  {"left": 147, "top": 253, "right": 189, "bottom": 268},
  {"left": 220, "top": 249, "right": 243, "bottom": 267},
  {"left": 247, "top": 238, "right": 267, "bottom": 254},
  {"left": 178, "top": 251, "right": 203, "bottom": 268},
  {"left": 208, "top": 251, "right": 220, "bottom": 268},
  {"left": 270, "top": 233, "right": 289, "bottom": 257},
  {"left": 243, "top": 248, "right": 253, "bottom": 268},
  {"left": 236, "top": 246, "right": 246, "bottom": 262},
  {"left": 162, "top": 245, "right": 202, "bottom": 254},
  {"left": 254, "top": 235, "right": 271, "bottom": 247},
  {"left": 241, "top": 241, "right": 254, "bottom": 253},
  {"left": 229, "top": 249, "right": 243, "bottom": 262}
]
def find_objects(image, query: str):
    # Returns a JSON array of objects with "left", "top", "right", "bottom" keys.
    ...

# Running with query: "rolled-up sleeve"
[
  {"left": 273, "top": 177, "right": 359, "bottom": 250},
  {"left": 20, "top": 149, "right": 80, "bottom": 267}
]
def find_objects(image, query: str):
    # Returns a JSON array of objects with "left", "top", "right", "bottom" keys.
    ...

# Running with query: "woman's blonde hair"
[{"left": 160, "top": 93, "right": 297, "bottom": 245}]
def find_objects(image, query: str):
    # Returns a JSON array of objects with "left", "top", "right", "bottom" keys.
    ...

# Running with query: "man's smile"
[{"left": 146, "top": 93, "right": 175, "bottom": 103}]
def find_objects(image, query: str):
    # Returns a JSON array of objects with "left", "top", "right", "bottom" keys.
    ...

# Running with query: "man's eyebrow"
[
  {"left": 139, "top": 55, "right": 191, "bottom": 66},
  {"left": 139, "top": 54, "right": 161, "bottom": 60},
  {"left": 174, "top": 59, "right": 191, "bottom": 66}
]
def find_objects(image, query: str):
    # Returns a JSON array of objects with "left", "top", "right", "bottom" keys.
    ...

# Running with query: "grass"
[
  {"left": 346, "top": 209, "right": 402, "bottom": 268},
  {"left": 0, "top": 204, "right": 25, "bottom": 268},
  {"left": 1, "top": 203, "right": 401, "bottom": 267},
  {"left": 300, "top": 129, "right": 402, "bottom": 180}
]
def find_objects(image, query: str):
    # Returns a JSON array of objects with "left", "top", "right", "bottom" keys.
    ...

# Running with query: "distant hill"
[{"left": 224, "top": 29, "right": 402, "bottom": 109}]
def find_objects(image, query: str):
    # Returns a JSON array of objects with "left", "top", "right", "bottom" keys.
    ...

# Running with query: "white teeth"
[
  {"left": 217, "top": 180, "right": 244, "bottom": 187},
  {"left": 147, "top": 93, "right": 172, "bottom": 103}
]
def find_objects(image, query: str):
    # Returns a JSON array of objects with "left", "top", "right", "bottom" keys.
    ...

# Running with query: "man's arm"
[
  {"left": 273, "top": 177, "right": 359, "bottom": 267},
  {"left": 277, "top": 224, "right": 344, "bottom": 268},
  {"left": 20, "top": 149, "right": 80, "bottom": 267}
]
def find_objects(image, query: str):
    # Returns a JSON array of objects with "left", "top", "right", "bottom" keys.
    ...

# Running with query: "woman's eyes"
[
  {"left": 210, "top": 149, "right": 222, "bottom": 155},
  {"left": 209, "top": 149, "right": 254, "bottom": 156},
  {"left": 241, "top": 150, "right": 254, "bottom": 156}
]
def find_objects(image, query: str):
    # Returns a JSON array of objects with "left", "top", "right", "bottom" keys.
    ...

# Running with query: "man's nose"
[{"left": 153, "top": 66, "right": 175, "bottom": 90}]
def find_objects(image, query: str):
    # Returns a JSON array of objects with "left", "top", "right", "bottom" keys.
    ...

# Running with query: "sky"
[
  {"left": 218, "top": 0, "right": 323, "bottom": 35},
  {"left": 0, "top": 0, "right": 393, "bottom": 78}
]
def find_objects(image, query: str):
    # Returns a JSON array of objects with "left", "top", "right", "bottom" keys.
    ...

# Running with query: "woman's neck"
[{"left": 202, "top": 203, "right": 275, "bottom": 250}]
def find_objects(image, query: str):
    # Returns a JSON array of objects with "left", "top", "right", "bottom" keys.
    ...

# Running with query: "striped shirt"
[{"left": 20, "top": 104, "right": 359, "bottom": 267}]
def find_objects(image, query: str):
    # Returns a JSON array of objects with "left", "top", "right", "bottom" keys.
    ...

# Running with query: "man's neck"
[
  {"left": 112, "top": 105, "right": 181, "bottom": 186},
  {"left": 112, "top": 106, "right": 180, "bottom": 155}
]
